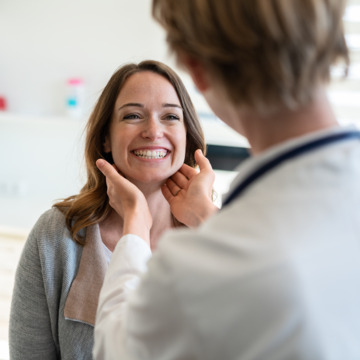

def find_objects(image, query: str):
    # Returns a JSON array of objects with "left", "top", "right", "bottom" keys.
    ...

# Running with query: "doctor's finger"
[
  {"left": 96, "top": 159, "right": 121, "bottom": 182},
  {"left": 178, "top": 163, "right": 198, "bottom": 180},
  {"left": 170, "top": 171, "right": 190, "bottom": 189},
  {"left": 194, "top": 149, "right": 213, "bottom": 173},
  {"left": 165, "top": 178, "right": 182, "bottom": 195}
]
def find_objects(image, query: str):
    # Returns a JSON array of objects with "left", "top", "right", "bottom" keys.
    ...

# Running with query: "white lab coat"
[{"left": 94, "top": 126, "right": 360, "bottom": 360}]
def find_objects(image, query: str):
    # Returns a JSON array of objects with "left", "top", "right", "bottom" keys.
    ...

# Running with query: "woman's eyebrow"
[
  {"left": 118, "top": 103, "right": 144, "bottom": 111},
  {"left": 117, "top": 103, "right": 182, "bottom": 111},
  {"left": 163, "top": 103, "right": 183, "bottom": 109}
]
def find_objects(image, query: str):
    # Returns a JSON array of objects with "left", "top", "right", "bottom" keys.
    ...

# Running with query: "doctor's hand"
[
  {"left": 162, "top": 149, "right": 218, "bottom": 228},
  {"left": 96, "top": 159, "right": 152, "bottom": 245}
]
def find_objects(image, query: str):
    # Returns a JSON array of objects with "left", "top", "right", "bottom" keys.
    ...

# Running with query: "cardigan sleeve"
[
  {"left": 94, "top": 234, "right": 199, "bottom": 360},
  {"left": 9, "top": 218, "right": 59, "bottom": 359}
]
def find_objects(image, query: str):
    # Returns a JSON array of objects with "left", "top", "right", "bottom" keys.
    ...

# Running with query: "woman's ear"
[
  {"left": 103, "top": 135, "right": 114, "bottom": 164},
  {"left": 103, "top": 136, "right": 111, "bottom": 153},
  {"left": 178, "top": 53, "right": 210, "bottom": 92}
]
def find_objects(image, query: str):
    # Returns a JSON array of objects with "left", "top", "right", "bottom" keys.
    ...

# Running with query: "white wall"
[
  {"left": 0, "top": 0, "right": 169, "bottom": 230},
  {"left": 0, "top": 114, "right": 86, "bottom": 230},
  {"left": 0, "top": 0, "right": 173, "bottom": 117},
  {"left": 0, "top": 0, "right": 246, "bottom": 231},
  {"left": 2, "top": 0, "right": 359, "bottom": 232}
]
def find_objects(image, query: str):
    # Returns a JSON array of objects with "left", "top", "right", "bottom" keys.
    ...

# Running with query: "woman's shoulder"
[
  {"left": 21, "top": 207, "right": 85, "bottom": 275},
  {"left": 27, "top": 207, "right": 77, "bottom": 250},
  {"left": 29, "top": 207, "right": 65, "bottom": 236},
  {"left": 37, "top": 206, "right": 66, "bottom": 225}
]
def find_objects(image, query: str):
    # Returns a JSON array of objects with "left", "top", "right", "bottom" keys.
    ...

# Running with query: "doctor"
[{"left": 94, "top": 0, "right": 360, "bottom": 359}]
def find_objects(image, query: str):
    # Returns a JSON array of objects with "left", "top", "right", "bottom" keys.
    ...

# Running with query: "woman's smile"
[{"left": 132, "top": 147, "right": 169, "bottom": 160}]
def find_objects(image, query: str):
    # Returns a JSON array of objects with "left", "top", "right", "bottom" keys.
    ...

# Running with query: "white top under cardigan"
[{"left": 94, "top": 126, "right": 360, "bottom": 360}]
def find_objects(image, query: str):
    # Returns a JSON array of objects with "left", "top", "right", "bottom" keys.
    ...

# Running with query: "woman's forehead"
[{"left": 116, "top": 71, "right": 181, "bottom": 106}]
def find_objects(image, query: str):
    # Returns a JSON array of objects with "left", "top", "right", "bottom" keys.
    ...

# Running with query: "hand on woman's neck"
[{"left": 100, "top": 186, "right": 173, "bottom": 252}]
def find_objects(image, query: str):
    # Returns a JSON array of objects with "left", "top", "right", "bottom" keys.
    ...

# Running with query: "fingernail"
[{"left": 96, "top": 159, "right": 105, "bottom": 168}]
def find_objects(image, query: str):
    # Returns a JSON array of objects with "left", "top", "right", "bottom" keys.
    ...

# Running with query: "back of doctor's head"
[{"left": 153, "top": 0, "right": 349, "bottom": 113}]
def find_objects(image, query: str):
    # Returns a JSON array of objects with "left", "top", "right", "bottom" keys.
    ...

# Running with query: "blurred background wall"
[
  {"left": 0, "top": 0, "right": 167, "bottom": 231},
  {"left": 0, "top": 0, "right": 360, "bottom": 232},
  {"left": 0, "top": 0, "right": 169, "bottom": 116},
  {"left": 0, "top": 0, "right": 247, "bottom": 231}
]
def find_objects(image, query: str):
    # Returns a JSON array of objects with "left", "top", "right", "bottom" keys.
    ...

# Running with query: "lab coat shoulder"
[{"left": 153, "top": 218, "right": 314, "bottom": 360}]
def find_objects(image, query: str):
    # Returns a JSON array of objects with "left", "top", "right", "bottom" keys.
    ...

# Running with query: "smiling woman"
[
  {"left": 103, "top": 71, "right": 187, "bottom": 187},
  {"left": 9, "top": 60, "right": 206, "bottom": 360}
]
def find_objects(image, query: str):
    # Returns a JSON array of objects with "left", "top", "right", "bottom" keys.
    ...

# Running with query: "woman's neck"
[
  {"left": 133, "top": 181, "right": 174, "bottom": 247},
  {"left": 147, "top": 191, "right": 174, "bottom": 249},
  {"left": 100, "top": 186, "right": 173, "bottom": 252}
]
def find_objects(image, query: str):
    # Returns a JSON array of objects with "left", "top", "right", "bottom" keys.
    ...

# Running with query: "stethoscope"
[{"left": 222, "top": 130, "right": 360, "bottom": 207}]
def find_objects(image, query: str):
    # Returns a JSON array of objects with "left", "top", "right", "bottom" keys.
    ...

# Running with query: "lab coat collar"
[{"left": 223, "top": 125, "right": 358, "bottom": 206}]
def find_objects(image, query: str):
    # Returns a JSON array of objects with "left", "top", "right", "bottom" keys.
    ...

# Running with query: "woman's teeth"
[{"left": 133, "top": 149, "right": 168, "bottom": 159}]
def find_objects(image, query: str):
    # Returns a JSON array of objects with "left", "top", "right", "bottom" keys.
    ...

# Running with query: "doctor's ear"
[{"left": 178, "top": 53, "right": 210, "bottom": 93}]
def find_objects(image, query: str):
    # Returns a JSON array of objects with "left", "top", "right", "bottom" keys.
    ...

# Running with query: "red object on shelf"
[{"left": 0, "top": 96, "right": 7, "bottom": 111}]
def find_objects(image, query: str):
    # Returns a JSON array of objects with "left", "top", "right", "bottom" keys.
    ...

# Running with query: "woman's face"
[{"left": 104, "top": 71, "right": 187, "bottom": 187}]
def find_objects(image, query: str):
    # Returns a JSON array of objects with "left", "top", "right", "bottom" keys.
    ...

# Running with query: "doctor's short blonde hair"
[{"left": 153, "top": 0, "right": 349, "bottom": 112}]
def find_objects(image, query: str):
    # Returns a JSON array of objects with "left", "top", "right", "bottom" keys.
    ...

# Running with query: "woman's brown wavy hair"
[{"left": 54, "top": 60, "right": 205, "bottom": 245}]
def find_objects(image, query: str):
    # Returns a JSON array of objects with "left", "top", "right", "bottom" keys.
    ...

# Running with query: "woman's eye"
[
  {"left": 165, "top": 114, "right": 180, "bottom": 121},
  {"left": 123, "top": 113, "right": 141, "bottom": 120}
]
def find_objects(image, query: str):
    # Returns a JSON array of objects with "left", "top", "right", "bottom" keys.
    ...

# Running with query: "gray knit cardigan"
[{"left": 9, "top": 208, "right": 108, "bottom": 359}]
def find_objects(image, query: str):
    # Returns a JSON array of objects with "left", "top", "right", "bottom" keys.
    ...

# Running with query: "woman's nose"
[{"left": 141, "top": 117, "right": 164, "bottom": 140}]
